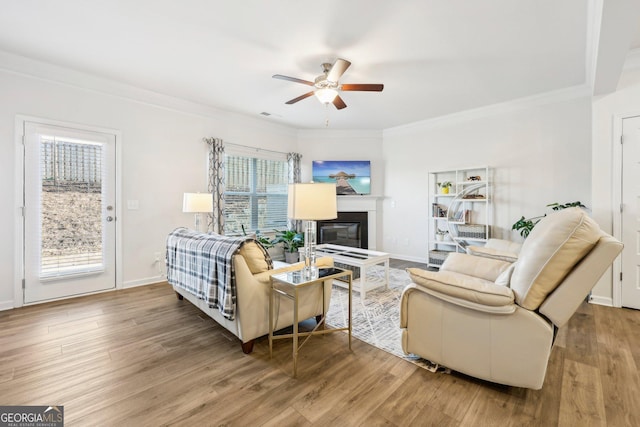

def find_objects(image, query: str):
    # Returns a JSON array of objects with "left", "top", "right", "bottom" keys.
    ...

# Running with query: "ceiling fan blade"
[
  {"left": 272, "top": 74, "right": 314, "bottom": 86},
  {"left": 340, "top": 83, "right": 384, "bottom": 92},
  {"left": 332, "top": 95, "right": 347, "bottom": 110},
  {"left": 326, "top": 58, "right": 351, "bottom": 82},
  {"left": 285, "top": 91, "right": 315, "bottom": 104}
]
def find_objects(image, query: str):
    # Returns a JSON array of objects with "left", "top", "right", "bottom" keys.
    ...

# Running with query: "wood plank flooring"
[{"left": 1, "top": 282, "right": 639, "bottom": 426}]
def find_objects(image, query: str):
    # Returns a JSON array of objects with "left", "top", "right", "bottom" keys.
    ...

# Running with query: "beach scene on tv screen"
[{"left": 312, "top": 160, "right": 371, "bottom": 195}]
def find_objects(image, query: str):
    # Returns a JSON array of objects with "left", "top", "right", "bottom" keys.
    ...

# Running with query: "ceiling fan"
[{"left": 272, "top": 58, "right": 383, "bottom": 110}]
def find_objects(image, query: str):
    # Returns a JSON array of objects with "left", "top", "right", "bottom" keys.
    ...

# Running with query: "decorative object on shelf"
[
  {"left": 428, "top": 250, "right": 450, "bottom": 266},
  {"left": 456, "top": 224, "right": 489, "bottom": 239},
  {"left": 432, "top": 203, "right": 447, "bottom": 217},
  {"left": 435, "top": 229, "right": 448, "bottom": 241},
  {"left": 182, "top": 192, "right": 213, "bottom": 232},
  {"left": 438, "top": 181, "right": 452, "bottom": 194},
  {"left": 467, "top": 176, "right": 482, "bottom": 181},
  {"left": 288, "top": 183, "right": 338, "bottom": 277},
  {"left": 512, "top": 201, "right": 587, "bottom": 238}
]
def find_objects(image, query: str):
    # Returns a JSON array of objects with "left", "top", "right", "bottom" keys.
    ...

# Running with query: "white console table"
[{"left": 313, "top": 244, "right": 390, "bottom": 299}]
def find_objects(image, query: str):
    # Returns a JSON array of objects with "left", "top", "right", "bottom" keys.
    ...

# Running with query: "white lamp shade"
[
  {"left": 183, "top": 193, "right": 213, "bottom": 213},
  {"left": 288, "top": 183, "right": 337, "bottom": 220}
]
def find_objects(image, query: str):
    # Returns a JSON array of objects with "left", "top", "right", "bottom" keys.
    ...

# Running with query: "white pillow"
[{"left": 494, "top": 263, "right": 516, "bottom": 287}]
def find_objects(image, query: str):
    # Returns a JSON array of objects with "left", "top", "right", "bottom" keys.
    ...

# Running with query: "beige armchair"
[{"left": 400, "top": 208, "right": 622, "bottom": 389}]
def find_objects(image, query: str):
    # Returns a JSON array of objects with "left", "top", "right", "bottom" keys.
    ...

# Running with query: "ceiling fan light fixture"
[{"left": 314, "top": 88, "right": 338, "bottom": 104}]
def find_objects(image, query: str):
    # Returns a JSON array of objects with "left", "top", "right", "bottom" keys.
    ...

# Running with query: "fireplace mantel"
[{"left": 336, "top": 195, "right": 382, "bottom": 249}]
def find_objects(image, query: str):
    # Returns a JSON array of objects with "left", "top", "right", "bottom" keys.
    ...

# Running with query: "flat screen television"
[{"left": 312, "top": 160, "right": 371, "bottom": 195}]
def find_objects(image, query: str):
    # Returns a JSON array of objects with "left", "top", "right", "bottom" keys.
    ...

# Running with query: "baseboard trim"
[
  {"left": 588, "top": 295, "right": 613, "bottom": 307},
  {"left": 390, "top": 253, "right": 428, "bottom": 264},
  {"left": 123, "top": 276, "right": 166, "bottom": 289},
  {"left": 0, "top": 300, "right": 15, "bottom": 311}
]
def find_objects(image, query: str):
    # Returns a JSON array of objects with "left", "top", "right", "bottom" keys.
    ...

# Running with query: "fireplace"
[{"left": 317, "top": 211, "right": 368, "bottom": 249}]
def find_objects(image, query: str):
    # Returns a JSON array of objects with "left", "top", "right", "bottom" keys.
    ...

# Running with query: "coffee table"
[{"left": 314, "top": 244, "right": 390, "bottom": 299}]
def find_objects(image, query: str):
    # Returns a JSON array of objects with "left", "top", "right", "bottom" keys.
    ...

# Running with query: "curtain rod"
[{"left": 225, "top": 142, "right": 290, "bottom": 156}]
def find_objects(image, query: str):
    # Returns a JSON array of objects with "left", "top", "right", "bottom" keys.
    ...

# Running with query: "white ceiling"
[{"left": 0, "top": 1, "right": 635, "bottom": 130}]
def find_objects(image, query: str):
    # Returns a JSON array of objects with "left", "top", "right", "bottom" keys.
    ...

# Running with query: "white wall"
[
  {"left": 296, "top": 130, "right": 384, "bottom": 191},
  {"left": 592, "top": 64, "right": 640, "bottom": 302},
  {"left": 381, "top": 94, "right": 592, "bottom": 263},
  {"left": 0, "top": 67, "right": 296, "bottom": 309}
]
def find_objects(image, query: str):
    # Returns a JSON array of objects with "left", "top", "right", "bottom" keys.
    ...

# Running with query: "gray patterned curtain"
[
  {"left": 287, "top": 152, "right": 302, "bottom": 231},
  {"left": 204, "top": 137, "right": 225, "bottom": 234}
]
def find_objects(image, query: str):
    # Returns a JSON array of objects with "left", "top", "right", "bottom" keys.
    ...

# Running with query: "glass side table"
[{"left": 269, "top": 267, "right": 352, "bottom": 377}]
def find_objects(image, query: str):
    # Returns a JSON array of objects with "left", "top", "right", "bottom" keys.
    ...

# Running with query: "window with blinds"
[
  {"left": 39, "top": 135, "right": 104, "bottom": 277},
  {"left": 224, "top": 154, "right": 288, "bottom": 235}
]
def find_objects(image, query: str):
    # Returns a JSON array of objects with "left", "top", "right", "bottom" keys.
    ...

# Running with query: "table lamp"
[
  {"left": 288, "top": 183, "right": 337, "bottom": 278},
  {"left": 183, "top": 192, "right": 213, "bottom": 232}
]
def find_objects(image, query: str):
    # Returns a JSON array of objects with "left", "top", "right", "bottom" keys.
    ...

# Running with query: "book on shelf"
[{"left": 432, "top": 203, "right": 447, "bottom": 217}]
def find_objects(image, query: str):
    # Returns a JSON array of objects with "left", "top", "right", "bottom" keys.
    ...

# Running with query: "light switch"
[{"left": 127, "top": 200, "right": 139, "bottom": 210}]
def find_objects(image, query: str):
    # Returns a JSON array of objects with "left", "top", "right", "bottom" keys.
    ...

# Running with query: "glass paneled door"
[{"left": 23, "top": 121, "right": 116, "bottom": 303}]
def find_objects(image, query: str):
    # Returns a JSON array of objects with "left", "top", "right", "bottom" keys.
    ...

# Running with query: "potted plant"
[
  {"left": 241, "top": 225, "right": 283, "bottom": 260},
  {"left": 512, "top": 201, "right": 586, "bottom": 238},
  {"left": 271, "top": 229, "right": 305, "bottom": 263},
  {"left": 435, "top": 228, "right": 449, "bottom": 241},
  {"left": 438, "top": 181, "right": 453, "bottom": 194}
]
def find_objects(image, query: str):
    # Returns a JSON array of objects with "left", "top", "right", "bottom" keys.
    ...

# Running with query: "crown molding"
[
  {"left": 383, "top": 85, "right": 591, "bottom": 137},
  {"left": 0, "top": 49, "right": 296, "bottom": 136}
]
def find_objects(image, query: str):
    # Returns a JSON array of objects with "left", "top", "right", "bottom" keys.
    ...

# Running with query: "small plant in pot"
[
  {"left": 271, "top": 229, "right": 305, "bottom": 263},
  {"left": 435, "top": 228, "right": 449, "bottom": 241},
  {"left": 438, "top": 181, "right": 453, "bottom": 194}
]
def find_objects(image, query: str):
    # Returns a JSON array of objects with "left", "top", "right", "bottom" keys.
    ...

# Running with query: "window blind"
[
  {"left": 224, "top": 154, "right": 288, "bottom": 235},
  {"left": 39, "top": 135, "right": 105, "bottom": 277}
]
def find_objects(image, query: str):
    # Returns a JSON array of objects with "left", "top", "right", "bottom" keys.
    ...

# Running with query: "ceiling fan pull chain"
[{"left": 325, "top": 103, "right": 330, "bottom": 128}]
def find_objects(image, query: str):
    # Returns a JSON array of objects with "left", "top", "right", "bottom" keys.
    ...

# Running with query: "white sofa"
[
  {"left": 171, "top": 237, "right": 334, "bottom": 354},
  {"left": 400, "top": 208, "right": 623, "bottom": 389}
]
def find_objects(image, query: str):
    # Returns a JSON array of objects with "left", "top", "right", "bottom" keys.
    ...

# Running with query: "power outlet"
[{"left": 154, "top": 252, "right": 164, "bottom": 276}]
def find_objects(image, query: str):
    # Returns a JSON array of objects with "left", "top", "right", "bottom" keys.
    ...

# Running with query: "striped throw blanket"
[{"left": 166, "top": 228, "right": 261, "bottom": 320}]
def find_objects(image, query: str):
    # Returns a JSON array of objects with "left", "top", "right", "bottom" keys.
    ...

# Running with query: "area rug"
[{"left": 325, "top": 266, "right": 448, "bottom": 372}]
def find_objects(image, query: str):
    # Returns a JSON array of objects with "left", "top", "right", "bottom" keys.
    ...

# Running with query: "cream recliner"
[{"left": 400, "top": 208, "right": 623, "bottom": 389}]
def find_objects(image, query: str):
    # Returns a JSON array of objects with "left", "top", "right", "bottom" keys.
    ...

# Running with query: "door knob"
[{"left": 106, "top": 216, "right": 114, "bottom": 222}]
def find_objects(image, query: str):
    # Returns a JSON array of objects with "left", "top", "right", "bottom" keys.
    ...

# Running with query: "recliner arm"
[
  {"left": 406, "top": 267, "right": 515, "bottom": 307},
  {"left": 401, "top": 284, "right": 517, "bottom": 322},
  {"left": 439, "top": 252, "right": 513, "bottom": 282}
]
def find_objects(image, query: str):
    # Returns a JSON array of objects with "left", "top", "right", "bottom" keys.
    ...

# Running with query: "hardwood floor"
[{"left": 1, "top": 282, "right": 639, "bottom": 426}]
